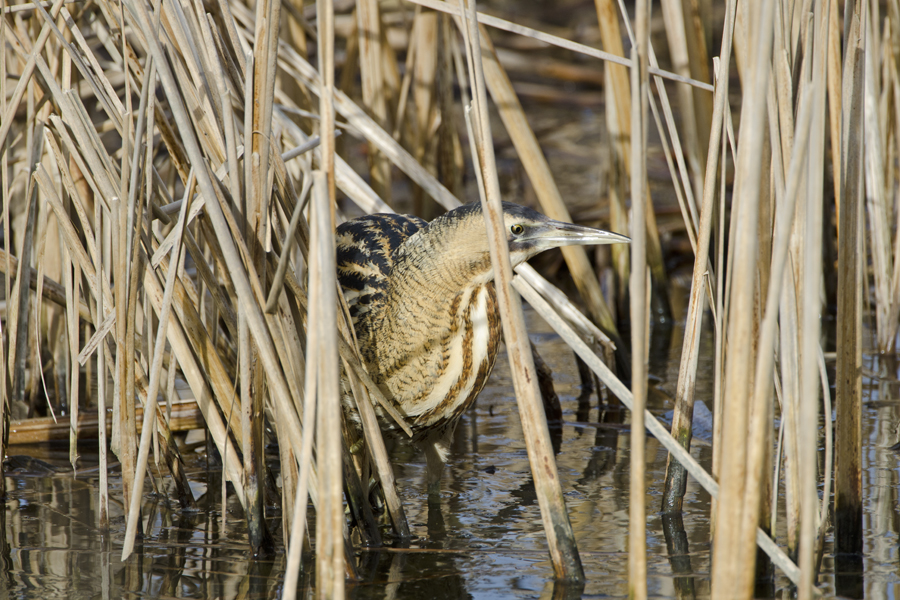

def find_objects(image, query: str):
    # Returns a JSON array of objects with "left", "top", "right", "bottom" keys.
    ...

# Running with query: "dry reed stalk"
[
  {"left": 407, "top": 10, "right": 439, "bottom": 217},
  {"left": 0, "top": 0, "right": 66, "bottom": 159},
  {"left": 63, "top": 231, "right": 80, "bottom": 470},
  {"left": 30, "top": 193, "right": 53, "bottom": 430},
  {"left": 458, "top": 0, "right": 583, "bottom": 581},
  {"left": 710, "top": 0, "right": 773, "bottom": 595},
  {"left": 610, "top": 1, "right": 726, "bottom": 516},
  {"left": 835, "top": 0, "right": 865, "bottom": 561},
  {"left": 772, "top": 4, "right": 795, "bottom": 187},
  {"left": 658, "top": 0, "right": 697, "bottom": 164},
  {"left": 863, "top": 12, "right": 894, "bottom": 354},
  {"left": 741, "top": 67, "right": 814, "bottom": 590},
  {"left": 511, "top": 274, "right": 803, "bottom": 585},
  {"left": 282, "top": 316, "right": 318, "bottom": 600},
  {"left": 139, "top": 251, "right": 247, "bottom": 507},
  {"left": 597, "top": 2, "right": 630, "bottom": 309},
  {"left": 765, "top": 20, "right": 806, "bottom": 548},
  {"left": 93, "top": 171, "right": 110, "bottom": 532},
  {"left": 137, "top": 0, "right": 307, "bottom": 469},
  {"left": 239, "top": 147, "right": 264, "bottom": 555},
  {"left": 814, "top": 347, "right": 833, "bottom": 570},
  {"left": 435, "top": 14, "right": 465, "bottom": 203},
  {"left": 662, "top": 0, "right": 736, "bottom": 514},
  {"left": 826, "top": 0, "right": 842, "bottom": 228},
  {"left": 121, "top": 168, "right": 198, "bottom": 560},
  {"left": 96, "top": 232, "right": 112, "bottom": 531},
  {"left": 876, "top": 20, "right": 900, "bottom": 351},
  {"left": 711, "top": 58, "right": 745, "bottom": 540},
  {"left": 658, "top": 0, "right": 711, "bottom": 201},
  {"left": 357, "top": 0, "right": 392, "bottom": 201},
  {"left": 391, "top": 4, "right": 421, "bottom": 140},
  {"left": 708, "top": 39, "right": 725, "bottom": 543},
  {"left": 770, "top": 374, "right": 785, "bottom": 533},
  {"left": 10, "top": 130, "right": 39, "bottom": 415},
  {"left": 596, "top": 0, "right": 671, "bottom": 321},
  {"left": 683, "top": 0, "right": 714, "bottom": 177},
  {"left": 241, "top": 0, "right": 284, "bottom": 556},
  {"left": 148, "top": 242, "right": 244, "bottom": 441},
  {"left": 783, "top": 3, "right": 814, "bottom": 297},
  {"left": 265, "top": 174, "right": 312, "bottom": 313},
  {"left": 628, "top": 0, "right": 649, "bottom": 593},
  {"left": 267, "top": 272, "right": 305, "bottom": 537},
  {"left": 125, "top": 67, "right": 153, "bottom": 504},
  {"left": 313, "top": 0, "right": 343, "bottom": 592},
  {"left": 0, "top": 2, "right": 9, "bottom": 498},
  {"left": 269, "top": 48, "right": 459, "bottom": 209},
  {"left": 645, "top": 56, "right": 699, "bottom": 249},
  {"left": 779, "top": 256, "right": 802, "bottom": 554},
  {"left": 759, "top": 0, "right": 790, "bottom": 558},
  {"left": 515, "top": 264, "right": 615, "bottom": 356},
  {"left": 0, "top": 247, "right": 92, "bottom": 321},
  {"left": 794, "top": 3, "right": 831, "bottom": 595},
  {"left": 310, "top": 169, "right": 343, "bottom": 597},
  {"left": 410, "top": 0, "right": 712, "bottom": 90},
  {"left": 475, "top": 26, "right": 622, "bottom": 347}
]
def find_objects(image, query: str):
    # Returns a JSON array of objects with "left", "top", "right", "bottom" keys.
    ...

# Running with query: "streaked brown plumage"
[{"left": 337, "top": 201, "right": 629, "bottom": 494}]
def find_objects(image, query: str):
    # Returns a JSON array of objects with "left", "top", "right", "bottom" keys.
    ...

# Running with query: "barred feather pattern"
[
  {"left": 335, "top": 211, "right": 501, "bottom": 447},
  {"left": 336, "top": 212, "right": 428, "bottom": 327}
]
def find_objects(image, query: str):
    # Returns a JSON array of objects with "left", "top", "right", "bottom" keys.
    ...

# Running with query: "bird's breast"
[{"left": 375, "top": 282, "right": 501, "bottom": 438}]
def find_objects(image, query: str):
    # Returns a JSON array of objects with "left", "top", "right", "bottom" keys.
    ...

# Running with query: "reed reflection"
[{"left": 661, "top": 512, "right": 695, "bottom": 600}]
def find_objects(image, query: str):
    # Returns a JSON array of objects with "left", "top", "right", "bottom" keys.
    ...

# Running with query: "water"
[{"left": 0, "top": 307, "right": 897, "bottom": 598}]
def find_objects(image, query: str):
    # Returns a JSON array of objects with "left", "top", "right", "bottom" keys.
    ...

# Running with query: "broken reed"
[{"left": 0, "top": 0, "right": 895, "bottom": 596}]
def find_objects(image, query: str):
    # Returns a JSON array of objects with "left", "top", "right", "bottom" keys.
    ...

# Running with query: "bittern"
[{"left": 336, "top": 201, "right": 629, "bottom": 495}]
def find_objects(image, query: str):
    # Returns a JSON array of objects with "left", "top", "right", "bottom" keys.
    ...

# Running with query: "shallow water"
[{"left": 1, "top": 307, "right": 898, "bottom": 599}]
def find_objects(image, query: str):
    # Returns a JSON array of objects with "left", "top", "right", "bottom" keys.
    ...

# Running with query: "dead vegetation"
[{"left": 0, "top": 0, "right": 897, "bottom": 596}]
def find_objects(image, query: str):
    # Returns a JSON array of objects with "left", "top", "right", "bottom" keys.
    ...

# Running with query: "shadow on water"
[{"left": 349, "top": 500, "right": 470, "bottom": 600}]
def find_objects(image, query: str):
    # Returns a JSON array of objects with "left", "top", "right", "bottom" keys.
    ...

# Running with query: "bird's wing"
[{"left": 336, "top": 213, "right": 427, "bottom": 324}]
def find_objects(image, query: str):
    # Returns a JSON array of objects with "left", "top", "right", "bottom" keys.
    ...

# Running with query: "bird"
[{"left": 336, "top": 201, "right": 629, "bottom": 496}]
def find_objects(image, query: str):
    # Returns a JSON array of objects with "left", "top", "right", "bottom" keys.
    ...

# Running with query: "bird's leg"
[
  {"left": 426, "top": 492, "right": 447, "bottom": 542},
  {"left": 421, "top": 433, "right": 452, "bottom": 499},
  {"left": 422, "top": 436, "right": 450, "bottom": 544},
  {"left": 423, "top": 441, "right": 446, "bottom": 499}
]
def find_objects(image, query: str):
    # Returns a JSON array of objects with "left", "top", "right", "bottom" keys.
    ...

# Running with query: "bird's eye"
[{"left": 510, "top": 224, "right": 525, "bottom": 235}]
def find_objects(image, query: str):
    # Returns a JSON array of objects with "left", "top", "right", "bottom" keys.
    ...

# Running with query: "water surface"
[{"left": 1, "top": 308, "right": 897, "bottom": 598}]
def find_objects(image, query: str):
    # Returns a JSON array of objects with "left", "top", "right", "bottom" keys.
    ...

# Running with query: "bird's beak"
[{"left": 529, "top": 220, "right": 631, "bottom": 248}]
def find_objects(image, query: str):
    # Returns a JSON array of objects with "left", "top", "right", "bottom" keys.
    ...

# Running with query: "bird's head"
[
  {"left": 497, "top": 202, "right": 630, "bottom": 265},
  {"left": 417, "top": 202, "right": 629, "bottom": 285}
]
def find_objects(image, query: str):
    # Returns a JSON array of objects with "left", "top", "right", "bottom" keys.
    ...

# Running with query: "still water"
[{"left": 0, "top": 306, "right": 898, "bottom": 599}]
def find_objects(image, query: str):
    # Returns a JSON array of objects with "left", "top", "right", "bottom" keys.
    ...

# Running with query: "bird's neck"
[{"left": 389, "top": 231, "right": 494, "bottom": 303}]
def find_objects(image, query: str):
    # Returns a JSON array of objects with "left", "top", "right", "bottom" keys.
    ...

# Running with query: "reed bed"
[{"left": 0, "top": 0, "right": 897, "bottom": 596}]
